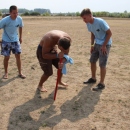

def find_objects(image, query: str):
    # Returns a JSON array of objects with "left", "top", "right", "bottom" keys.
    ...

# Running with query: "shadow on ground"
[
  {"left": 7, "top": 84, "right": 101, "bottom": 130},
  {"left": 0, "top": 76, "right": 19, "bottom": 88}
]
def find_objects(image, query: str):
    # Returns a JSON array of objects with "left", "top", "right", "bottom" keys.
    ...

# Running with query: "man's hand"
[
  {"left": 58, "top": 62, "right": 63, "bottom": 69},
  {"left": 90, "top": 46, "right": 94, "bottom": 53},
  {"left": 58, "top": 52, "right": 64, "bottom": 69},
  {"left": 58, "top": 52, "right": 64, "bottom": 59},
  {"left": 101, "top": 45, "right": 107, "bottom": 55},
  {"left": 19, "top": 38, "right": 22, "bottom": 44}
]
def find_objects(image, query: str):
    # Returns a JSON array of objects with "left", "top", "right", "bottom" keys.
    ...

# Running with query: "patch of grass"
[
  {"left": 19, "top": 115, "right": 32, "bottom": 122},
  {"left": 72, "top": 100, "right": 81, "bottom": 111},
  {"left": 42, "top": 122, "right": 48, "bottom": 127},
  {"left": 106, "top": 118, "right": 111, "bottom": 122},
  {"left": 40, "top": 110, "right": 45, "bottom": 114}
]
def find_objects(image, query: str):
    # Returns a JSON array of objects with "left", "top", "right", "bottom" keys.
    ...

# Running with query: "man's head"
[
  {"left": 9, "top": 5, "right": 18, "bottom": 20},
  {"left": 80, "top": 8, "right": 93, "bottom": 23},
  {"left": 58, "top": 37, "right": 71, "bottom": 52}
]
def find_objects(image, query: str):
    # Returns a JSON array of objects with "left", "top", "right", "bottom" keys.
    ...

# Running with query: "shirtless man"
[{"left": 36, "top": 30, "right": 71, "bottom": 92}]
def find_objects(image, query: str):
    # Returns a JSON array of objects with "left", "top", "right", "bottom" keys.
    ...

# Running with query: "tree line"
[
  {"left": 0, "top": 8, "right": 51, "bottom": 16},
  {"left": 0, "top": 8, "right": 130, "bottom": 18}
]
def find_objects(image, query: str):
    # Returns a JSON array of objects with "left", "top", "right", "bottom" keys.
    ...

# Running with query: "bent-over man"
[{"left": 36, "top": 30, "right": 71, "bottom": 92}]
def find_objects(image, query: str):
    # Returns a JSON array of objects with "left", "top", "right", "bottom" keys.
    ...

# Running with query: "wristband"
[{"left": 91, "top": 44, "right": 94, "bottom": 47}]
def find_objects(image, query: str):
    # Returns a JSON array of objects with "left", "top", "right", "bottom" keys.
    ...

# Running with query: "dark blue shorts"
[{"left": 1, "top": 40, "right": 21, "bottom": 56}]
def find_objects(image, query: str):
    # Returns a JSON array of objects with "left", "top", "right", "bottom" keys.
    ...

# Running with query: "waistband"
[
  {"left": 95, "top": 43, "right": 111, "bottom": 47},
  {"left": 38, "top": 44, "right": 42, "bottom": 49}
]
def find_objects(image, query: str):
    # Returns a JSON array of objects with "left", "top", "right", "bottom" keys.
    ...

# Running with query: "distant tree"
[
  {"left": 66, "top": 12, "right": 73, "bottom": 16},
  {"left": 30, "top": 12, "right": 40, "bottom": 16},
  {"left": 22, "top": 12, "right": 30, "bottom": 16},
  {"left": 92, "top": 12, "right": 97, "bottom": 17},
  {"left": 124, "top": 10, "right": 127, "bottom": 14},
  {"left": 0, "top": 11, "right": 2, "bottom": 16},
  {"left": 0, "top": 9, "right": 9, "bottom": 13},
  {"left": 18, "top": 8, "right": 29, "bottom": 14},
  {"left": 94, "top": 11, "right": 109, "bottom": 17},
  {"left": 42, "top": 12, "right": 51, "bottom": 16},
  {"left": 76, "top": 12, "right": 80, "bottom": 16},
  {"left": 108, "top": 13, "right": 115, "bottom": 17},
  {"left": 34, "top": 8, "right": 51, "bottom": 14},
  {"left": 56, "top": 13, "right": 65, "bottom": 16},
  {"left": 128, "top": 13, "right": 130, "bottom": 18}
]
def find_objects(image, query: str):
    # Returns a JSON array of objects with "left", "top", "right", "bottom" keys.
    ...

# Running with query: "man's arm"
[
  {"left": 101, "top": 29, "right": 112, "bottom": 54},
  {"left": 42, "top": 47, "right": 59, "bottom": 59},
  {"left": 0, "top": 27, "right": 2, "bottom": 43},
  {"left": 102, "top": 29, "right": 112, "bottom": 46},
  {"left": 91, "top": 32, "right": 95, "bottom": 46},
  {"left": 90, "top": 32, "right": 95, "bottom": 53},
  {"left": 19, "top": 27, "right": 22, "bottom": 43}
]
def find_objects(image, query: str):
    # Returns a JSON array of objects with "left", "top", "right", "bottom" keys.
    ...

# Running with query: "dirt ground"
[{"left": 0, "top": 17, "right": 130, "bottom": 130}]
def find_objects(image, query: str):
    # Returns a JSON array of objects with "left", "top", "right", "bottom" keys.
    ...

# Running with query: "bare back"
[
  {"left": 40, "top": 30, "right": 71, "bottom": 58},
  {"left": 40, "top": 30, "right": 71, "bottom": 52}
]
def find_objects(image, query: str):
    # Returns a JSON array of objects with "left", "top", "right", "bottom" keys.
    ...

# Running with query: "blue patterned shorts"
[{"left": 1, "top": 40, "right": 21, "bottom": 56}]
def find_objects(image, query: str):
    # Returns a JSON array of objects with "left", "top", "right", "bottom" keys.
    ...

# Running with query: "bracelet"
[{"left": 91, "top": 44, "right": 94, "bottom": 47}]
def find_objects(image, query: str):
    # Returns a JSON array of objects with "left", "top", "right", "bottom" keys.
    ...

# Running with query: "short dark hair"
[
  {"left": 9, "top": 5, "right": 17, "bottom": 12},
  {"left": 58, "top": 37, "right": 71, "bottom": 50},
  {"left": 80, "top": 8, "right": 92, "bottom": 17}
]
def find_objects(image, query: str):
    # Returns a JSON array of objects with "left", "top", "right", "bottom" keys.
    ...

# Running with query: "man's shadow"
[
  {"left": 0, "top": 76, "right": 18, "bottom": 88},
  {"left": 7, "top": 85, "right": 101, "bottom": 130}
]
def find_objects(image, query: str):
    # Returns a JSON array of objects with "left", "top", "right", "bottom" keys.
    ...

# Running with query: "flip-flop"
[
  {"left": 37, "top": 87, "right": 47, "bottom": 92},
  {"left": 18, "top": 74, "right": 26, "bottom": 79},
  {"left": 3, "top": 74, "right": 8, "bottom": 79}
]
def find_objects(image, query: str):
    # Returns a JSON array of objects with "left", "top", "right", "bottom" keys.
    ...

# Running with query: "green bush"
[
  {"left": 30, "top": 12, "right": 40, "bottom": 16},
  {"left": 22, "top": 12, "right": 30, "bottom": 16}
]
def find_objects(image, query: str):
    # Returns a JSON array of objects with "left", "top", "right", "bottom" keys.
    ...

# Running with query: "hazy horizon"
[{"left": 0, "top": 0, "right": 130, "bottom": 13}]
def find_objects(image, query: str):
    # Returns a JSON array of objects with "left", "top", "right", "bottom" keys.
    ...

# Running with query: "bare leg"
[
  {"left": 100, "top": 67, "right": 106, "bottom": 85},
  {"left": 3, "top": 56, "right": 10, "bottom": 79},
  {"left": 15, "top": 54, "right": 26, "bottom": 78},
  {"left": 37, "top": 74, "right": 49, "bottom": 92},
  {"left": 91, "top": 62, "right": 96, "bottom": 80},
  {"left": 58, "top": 70, "right": 68, "bottom": 87}
]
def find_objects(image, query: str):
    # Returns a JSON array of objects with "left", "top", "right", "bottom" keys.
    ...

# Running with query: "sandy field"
[{"left": 0, "top": 17, "right": 130, "bottom": 130}]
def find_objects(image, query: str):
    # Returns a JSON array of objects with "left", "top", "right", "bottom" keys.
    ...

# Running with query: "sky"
[{"left": 0, "top": 0, "right": 130, "bottom": 13}]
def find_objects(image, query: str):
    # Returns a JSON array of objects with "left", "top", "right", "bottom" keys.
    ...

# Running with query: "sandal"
[
  {"left": 83, "top": 78, "right": 96, "bottom": 84},
  {"left": 18, "top": 74, "right": 26, "bottom": 79},
  {"left": 92, "top": 83, "right": 105, "bottom": 91},
  {"left": 3, "top": 74, "right": 8, "bottom": 79}
]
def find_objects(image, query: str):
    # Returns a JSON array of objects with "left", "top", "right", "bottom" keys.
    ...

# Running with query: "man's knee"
[
  {"left": 99, "top": 64, "right": 106, "bottom": 68},
  {"left": 44, "top": 72, "right": 53, "bottom": 77},
  {"left": 4, "top": 56, "right": 10, "bottom": 60},
  {"left": 15, "top": 54, "right": 21, "bottom": 59}
]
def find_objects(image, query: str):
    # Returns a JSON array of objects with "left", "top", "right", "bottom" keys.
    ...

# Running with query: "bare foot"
[
  {"left": 37, "top": 86, "right": 47, "bottom": 92},
  {"left": 3, "top": 73, "right": 8, "bottom": 79},
  {"left": 58, "top": 82, "right": 68, "bottom": 87}
]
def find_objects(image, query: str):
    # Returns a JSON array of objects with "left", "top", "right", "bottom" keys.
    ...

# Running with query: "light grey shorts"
[{"left": 90, "top": 44, "right": 111, "bottom": 67}]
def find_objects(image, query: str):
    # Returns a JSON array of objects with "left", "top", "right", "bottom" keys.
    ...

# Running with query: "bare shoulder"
[
  {"left": 48, "top": 30, "right": 70, "bottom": 37},
  {"left": 39, "top": 30, "right": 71, "bottom": 47}
]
